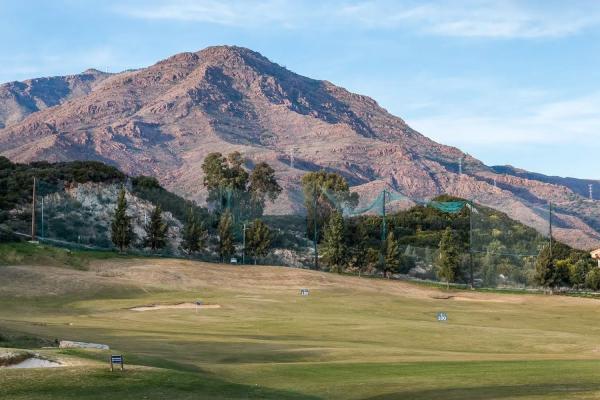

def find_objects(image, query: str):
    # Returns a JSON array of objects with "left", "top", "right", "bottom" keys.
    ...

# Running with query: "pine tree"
[
  {"left": 181, "top": 208, "right": 208, "bottom": 256},
  {"left": 246, "top": 219, "right": 272, "bottom": 264},
  {"left": 383, "top": 231, "right": 401, "bottom": 278},
  {"left": 322, "top": 211, "right": 346, "bottom": 273},
  {"left": 351, "top": 222, "right": 369, "bottom": 276},
  {"left": 111, "top": 188, "right": 134, "bottom": 252},
  {"left": 218, "top": 211, "right": 235, "bottom": 262},
  {"left": 534, "top": 244, "right": 563, "bottom": 292},
  {"left": 437, "top": 227, "right": 460, "bottom": 289},
  {"left": 144, "top": 205, "right": 168, "bottom": 251}
]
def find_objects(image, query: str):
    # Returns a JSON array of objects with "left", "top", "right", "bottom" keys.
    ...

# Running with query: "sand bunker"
[
  {"left": 129, "top": 302, "right": 221, "bottom": 311},
  {"left": 6, "top": 357, "right": 61, "bottom": 369}
]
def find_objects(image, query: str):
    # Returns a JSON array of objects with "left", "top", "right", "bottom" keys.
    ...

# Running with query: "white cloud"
[
  {"left": 114, "top": 0, "right": 600, "bottom": 39},
  {"left": 114, "top": 0, "right": 307, "bottom": 28},
  {"left": 407, "top": 92, "right": 600, "bottom": 146}
]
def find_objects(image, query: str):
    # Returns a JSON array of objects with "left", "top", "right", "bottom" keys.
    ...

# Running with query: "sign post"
[{"left": 110, "top": 355, "right": 124, "bottom": 371}]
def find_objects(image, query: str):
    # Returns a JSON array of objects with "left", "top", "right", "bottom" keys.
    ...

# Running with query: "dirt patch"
[{"left": 129, "top": 303, "right": 221, "bottom": 312}]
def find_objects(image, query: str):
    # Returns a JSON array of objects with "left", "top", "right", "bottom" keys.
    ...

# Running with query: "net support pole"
[
  {"left": 313, "top": 184, "right": 319, "bottom": 271},
  {"left": 548, "top": 201, "right": 553, "bottom": 257},
  {"left": 469, "top": 199, "right": 474, "bottom": 289},
  {"left": 381, "top": 189, "right": 387, "bottom": 276},
  {"left": 31, "top": 177, "right": 36, "bottom": 242}
]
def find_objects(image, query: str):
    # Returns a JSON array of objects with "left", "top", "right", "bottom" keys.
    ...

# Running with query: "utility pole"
[
  {"left": 589, "top": 184, "right": 593, "bottom": 200},
  {"left": 458, "top": 157, "right": 463, "bottom": 175},
  {"left": 31, "top": 177, "right": 37, "bottom": 242}
]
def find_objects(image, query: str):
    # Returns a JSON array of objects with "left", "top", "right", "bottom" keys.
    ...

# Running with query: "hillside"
[{"left": 0, "top": 46, "right": 598, "bottom": 249}]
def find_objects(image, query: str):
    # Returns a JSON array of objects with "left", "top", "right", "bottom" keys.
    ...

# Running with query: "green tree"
[
  {"left": 437, "top": 228, "right": 460, "bottom": 289},
  {"left": 202, "top": 152, "right": 248, "bottom": 211},
  {"left": 181, "top": 208, "right": 208, "bottom": 256},
  {"left": 201, "top": 152, "right": 279, "bottom": 218},
  {"left": 349, "top": 221, "right": 369, "bottom": 276},
  {"left": 144, "top": 205, "right": 168, "bottom": 251},
  {"left": 585, "top": 268, "right": 600, "bottom": 291},
  {"left": 301, "top": 171, "right": 358, "bottom": 242},
  {"left": 321, "top": 211, "right": 346, "bottom": 273},
  {"left": 248, "top": 162, "right": 282, "bottom": 217},
  {"left": 246, "top": 219, "right": 272, "bottom": 264},
  {"left": 218, "top": 211, "right": 235, "bottom": 262},
  {"left": 534, "top": 244, "right": 567, "bottom": 291},
  {"left": 569, "top": 259, "right": 593, "bottom": 288},
  {"left": 383, "top": 230, "right": 401, "bottom": 278},
  {"left": 111, "top": 188, "right": 134, "bottom": 252}
]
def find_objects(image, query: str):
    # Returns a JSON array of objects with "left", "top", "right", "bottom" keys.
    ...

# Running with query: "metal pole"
[
  {"left": 313, "top": 184, "right": 318, "bottom": 271},
  {"left": 242, "top": 222, "right": 246, "bottom": 265},
  {"left": 381, "top": 189, "right": 387, "bottom": 276},
  {"left": 31, "top": 177, "right": 36, "bottom": 241},
  {"left": 41, "top": 197, "right": 44, "bottom": 239},
  {"left": 469, "top": 199, "right": 474, "bottom": 288},
  {"left": 548, "top": 201, "right": 553, "bottom": 257}
]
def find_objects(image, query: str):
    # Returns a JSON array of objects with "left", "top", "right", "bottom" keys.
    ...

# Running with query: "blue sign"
[
  {"left": 437, "top": 312, "right": 448, "bottom": 322},
  {"left": 110, "top": 354, "right": 124, "bottom": 371},
  {"left": 111, "top": 355, "right": 123, "bottom": 364}
]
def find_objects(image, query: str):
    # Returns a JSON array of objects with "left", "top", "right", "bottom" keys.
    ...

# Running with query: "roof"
[{"left": 591, "top": 249, "right": 600, "bottom": 258}]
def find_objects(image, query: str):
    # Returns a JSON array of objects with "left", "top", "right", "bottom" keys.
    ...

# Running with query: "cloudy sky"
[{"left": 1, "top": 0, "right": 599, "bottom": 179}]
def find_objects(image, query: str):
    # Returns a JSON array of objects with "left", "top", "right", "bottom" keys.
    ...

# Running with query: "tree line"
[{"left": 110, "top": 151, "right": 282, "bottom": 264}]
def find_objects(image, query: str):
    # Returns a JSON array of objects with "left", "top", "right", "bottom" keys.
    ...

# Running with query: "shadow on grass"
[
  {"left": 362, "top": 383, "right": 600, "bottom": 400},
  {"left": 2, "top": 367, "right": 323, "bottom": 400}
]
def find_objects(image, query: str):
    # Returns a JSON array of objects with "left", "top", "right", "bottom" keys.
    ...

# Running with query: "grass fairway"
[{"left": 1, "top": 248, "right": 600, "bottom": 399}]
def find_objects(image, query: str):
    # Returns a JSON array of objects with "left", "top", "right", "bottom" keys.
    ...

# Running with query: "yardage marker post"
[{"left": 110, "top": 354, "right": 124, "bottom": 372}]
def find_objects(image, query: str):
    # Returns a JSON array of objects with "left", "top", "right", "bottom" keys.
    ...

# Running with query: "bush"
[{"left": 585, "top": 268, "right": 600, "bottom": 291}]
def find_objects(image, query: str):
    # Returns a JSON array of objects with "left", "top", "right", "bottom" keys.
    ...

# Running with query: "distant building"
[{"left": 591, "top": 249, "right": 600, "bottom": 267}]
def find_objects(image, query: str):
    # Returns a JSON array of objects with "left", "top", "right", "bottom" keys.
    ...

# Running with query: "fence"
[{"left": 1, "top": 178, "right": 557, "bottom": 289}]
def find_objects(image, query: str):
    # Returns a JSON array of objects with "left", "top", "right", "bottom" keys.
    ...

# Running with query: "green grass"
[
  {"left": 2, "top": 253, "right": 600, "bottom": 399},
  {"left": 0, "top": 242, "right": 130, "bottom": 269}
]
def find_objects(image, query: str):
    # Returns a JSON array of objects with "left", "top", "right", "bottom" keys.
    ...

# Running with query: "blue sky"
[{"left": 1, "top": 0, "right": 599, "bottom": 179}]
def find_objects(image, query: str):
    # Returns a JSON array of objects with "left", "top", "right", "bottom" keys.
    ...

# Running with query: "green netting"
[
  {"left": 469, "top": 199, "right": 549, "bottom": 257},
  {"left": 428, "top": 201, "right": 467, "bottom": 214}
]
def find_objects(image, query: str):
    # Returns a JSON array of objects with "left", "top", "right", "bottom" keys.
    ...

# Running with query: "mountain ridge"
[{"left": 0, "top": 45, "right": 598, "bottom": 250}]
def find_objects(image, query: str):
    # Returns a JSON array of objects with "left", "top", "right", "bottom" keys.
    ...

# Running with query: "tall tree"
[
  {"left": 437, "top": 227, "right": 460, "bottom": 289},
  {"left": 301, "top": 171, "right": 358, "bottom": 242},
  {"left": 534, "top": 244, "right": 569, "bottom": 292},
  {"left": 144, "top": 205, "right": 168, "bottom": 251},
  {"left": 218, "top": 211, "right": 235, "bottom": 262},
  {"left": 201, "top": 152, "right": 279, "bottom": 218},
  {"left": 246, "top": 219, "right": 272, "bottom": 264},
  {"left": 383, "top": 231, "right": 401, "bottom": 278},
  {"left": 111, "top": 188, "right": 134, "bottom": 252},
  {"left": 248, "top": 162, "right": 282, "bottom": 217},
  {"left": 321, "top": 211, "right": 346, "bottom": 273},
  {"left": 350, "top": 221, "right": 369, "bottom": 277},
  {"left": 181, "top": 208, "right": 208, "bottom": 256}
]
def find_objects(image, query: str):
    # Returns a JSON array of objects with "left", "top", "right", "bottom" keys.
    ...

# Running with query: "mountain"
[{"left": 0, "top": 45, "right": 598, "bottom": 250}]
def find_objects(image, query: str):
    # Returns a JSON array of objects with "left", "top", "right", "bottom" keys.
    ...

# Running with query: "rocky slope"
[{"left": 0, "top": 46, "right": 598, "bottom": 250}]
